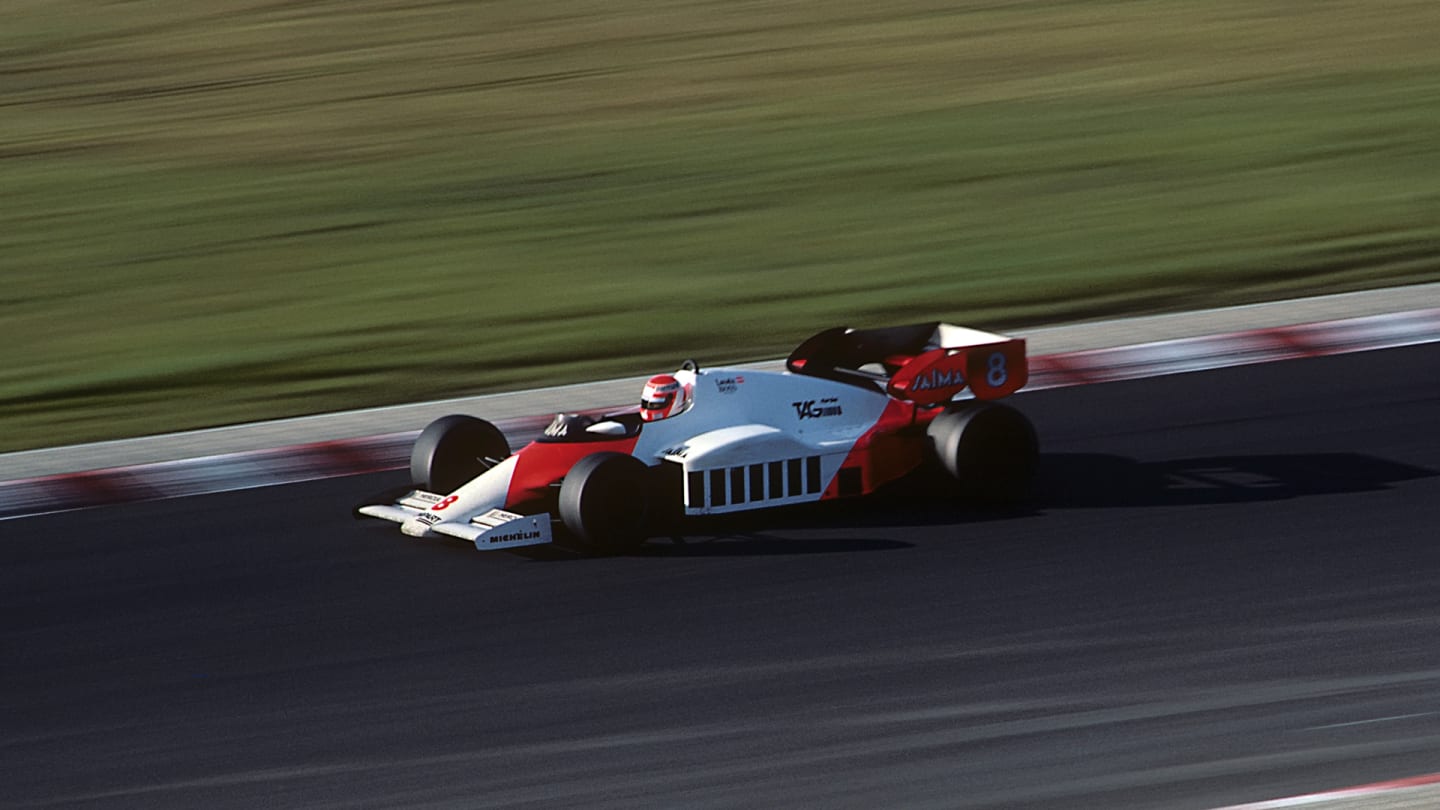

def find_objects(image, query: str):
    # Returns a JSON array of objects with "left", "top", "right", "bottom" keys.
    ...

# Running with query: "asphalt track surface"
[{"left": 4, "top": 345, "right": 1439, "bottom": 809}]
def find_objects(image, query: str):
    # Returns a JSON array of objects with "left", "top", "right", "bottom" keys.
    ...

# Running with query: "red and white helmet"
[{"left": 640, "top": 373, "right": 692, "bottom": 421}]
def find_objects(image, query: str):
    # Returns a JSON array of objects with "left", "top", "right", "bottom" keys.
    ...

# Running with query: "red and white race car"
[{"left": 356, "top": 322, "right": 1038, "bottom": 553}]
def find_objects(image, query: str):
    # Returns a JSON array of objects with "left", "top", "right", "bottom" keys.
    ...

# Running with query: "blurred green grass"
[{"left": 3, "top": 0, "right": 1438, "bottom": 451}]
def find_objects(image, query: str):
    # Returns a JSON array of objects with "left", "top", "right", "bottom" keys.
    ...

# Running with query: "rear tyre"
[
  {"left": 411, "top": 415, "right": 511, "bottom": 493},
  {"left": 926, "top": 403, "right": 1038, "bottom": 503},
  {"left": 558, "top": 452, "right": 653, "bottom": 554}
]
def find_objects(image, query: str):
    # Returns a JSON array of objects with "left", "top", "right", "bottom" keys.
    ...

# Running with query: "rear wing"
[{"left": 786, "top": 322, "right": 1027, "bottom": 403}]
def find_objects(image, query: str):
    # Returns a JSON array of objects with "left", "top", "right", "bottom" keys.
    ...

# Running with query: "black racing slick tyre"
[
  {"left": 926, "top": 402, "right": 1038, "bottom": 504},
  {"left": 411, "top": 415, "right": 511, "bottom": 493},
  {"left": 558, "top": 452, "right": 653, "bottom": 555}
]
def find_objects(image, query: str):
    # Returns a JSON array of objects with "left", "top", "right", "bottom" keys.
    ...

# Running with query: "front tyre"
[
  {"left": 558, "top": 452, "right": 653, "bottom": 554},
  {"left": 411, "top": 415, "right": 511, "bottom": 493},
  {"left": 926, "top": 403, "right": 1038, "bottom": 503}
]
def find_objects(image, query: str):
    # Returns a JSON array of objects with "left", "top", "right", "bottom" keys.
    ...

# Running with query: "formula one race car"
[{"left": 356, "top": 322, "right": 1038, "bottom": 554}]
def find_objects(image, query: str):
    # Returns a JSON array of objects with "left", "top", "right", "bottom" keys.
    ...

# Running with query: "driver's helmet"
[{"left": 640, "top": 373, "right": 692, "bottom": 421}]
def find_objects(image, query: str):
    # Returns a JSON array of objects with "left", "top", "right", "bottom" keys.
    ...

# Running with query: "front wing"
[{"left": 357, "top": 490, "right": 553, "bottom": 550}]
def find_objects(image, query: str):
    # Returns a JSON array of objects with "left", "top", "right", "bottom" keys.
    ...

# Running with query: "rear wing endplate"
[
  {"left": 886, "top": 337, "right": 1027, "bottom": 404},
  {"left": 787, "top": 322, "right": 1028, "bottom": 402}
]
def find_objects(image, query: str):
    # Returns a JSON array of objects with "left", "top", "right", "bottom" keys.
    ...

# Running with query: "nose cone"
[{"left": 401, "top": 515, "right": 438, "bottom": 537}]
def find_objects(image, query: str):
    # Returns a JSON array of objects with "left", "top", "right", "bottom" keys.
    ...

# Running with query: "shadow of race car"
[{"left": 356, "top": 322, "right": 1038, "bottom": 554}]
